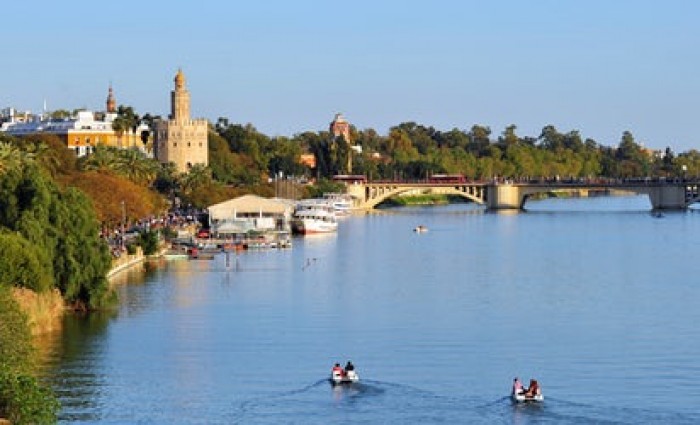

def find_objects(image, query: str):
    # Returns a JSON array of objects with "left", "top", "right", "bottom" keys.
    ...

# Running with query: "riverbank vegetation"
[
  {"left": 0, "top": 286, "right": 60, "bottom": 424},
  {"left": 0, "top": 141, "right": 112, "bottom": 310}
]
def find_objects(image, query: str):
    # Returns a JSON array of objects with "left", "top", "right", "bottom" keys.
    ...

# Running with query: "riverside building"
[{"left": 0, "top": 86, "right": 150, "bottom": 157}]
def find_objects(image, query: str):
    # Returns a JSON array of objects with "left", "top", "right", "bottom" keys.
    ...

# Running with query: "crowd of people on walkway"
[{"left": 101, "top": 209, "right": 204, "bottom": 258}]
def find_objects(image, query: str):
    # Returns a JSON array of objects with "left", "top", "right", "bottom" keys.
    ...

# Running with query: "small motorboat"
[
  {"left": 511, "top": 392, "right": 544, "bottom": 403},
  {"left": 413, "top": 225, "right": 428, "bottom": 233},
  {"left": 330, "top": 369, "right": 359, "bottom": 385}
]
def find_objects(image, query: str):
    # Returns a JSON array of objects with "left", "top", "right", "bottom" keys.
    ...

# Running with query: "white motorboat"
[
  {"left": 330, "top": 369, "right": 359, "bottom": 385},
  {"left": 511, "top": 392, "right": 544, "bottom": 403},
  {"left": 413, "top": 225, "right": 428, "bottom": 233},
  {"left": 292, "top": 201, "right": 338, "bottom": 234}
]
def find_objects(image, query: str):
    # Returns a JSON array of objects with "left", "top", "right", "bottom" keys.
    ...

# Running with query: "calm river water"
[{"left": 42, "top": 196, "right": 700, "bottom": 424}]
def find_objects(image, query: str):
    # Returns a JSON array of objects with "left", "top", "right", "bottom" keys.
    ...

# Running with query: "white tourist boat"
[{"left": 292, "top": 200, "right": 338, "bottom": 234}]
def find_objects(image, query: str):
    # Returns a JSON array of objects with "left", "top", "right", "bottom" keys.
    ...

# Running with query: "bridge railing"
[{"left": 359, "top": 177, "right": 699, "bottom": 186}]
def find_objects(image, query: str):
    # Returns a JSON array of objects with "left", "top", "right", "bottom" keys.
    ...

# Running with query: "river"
[{"left": 42, "top": 195, "right": 700, "bottom": 424}]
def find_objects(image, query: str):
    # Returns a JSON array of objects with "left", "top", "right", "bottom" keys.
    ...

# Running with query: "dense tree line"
[{"left": 211, "top": 120, "right": 700, "bottom": 184}]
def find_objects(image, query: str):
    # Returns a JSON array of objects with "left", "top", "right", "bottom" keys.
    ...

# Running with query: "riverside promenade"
[{"left": 107, "top": 247, "right": 146, "bottom": 280}]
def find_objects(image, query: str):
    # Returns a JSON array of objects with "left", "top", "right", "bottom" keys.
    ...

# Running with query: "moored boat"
[
  {"left": 323, "top": 193, "right": 354, "bottom": 216},
  {"left": 292, "top": 200, "right": 338, "bottom": 234}
]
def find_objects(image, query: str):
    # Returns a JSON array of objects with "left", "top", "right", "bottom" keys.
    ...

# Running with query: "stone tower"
[
  {"left": 330, "top": 113, "right": 350, "bottom": 142},
  {"left": 154, "top": 69, "right": 209, "bottom": 173},
  {"left": 330, "top": 113, "right": 352, "bottom": 173},
  {"left": 106, "top": 84, "right": 116, "bottom": 113}
]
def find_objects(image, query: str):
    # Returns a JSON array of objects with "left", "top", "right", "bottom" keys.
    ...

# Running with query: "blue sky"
[{"left": 3, "top": 0, "right": 699, "bottom": 151}]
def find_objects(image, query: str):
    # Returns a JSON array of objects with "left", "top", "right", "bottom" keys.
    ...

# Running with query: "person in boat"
[
  {"left": 332, "top": 363, "right": 343, "bottom": 376},
  {"left": 344, "top": 361, "right": 355, "bottom": 375},
  {"left": 524, "top": 379, "right": 541, "bottom": 397},
  {"left": 512, "top": 377, "right": 524, "bottom": 395}
]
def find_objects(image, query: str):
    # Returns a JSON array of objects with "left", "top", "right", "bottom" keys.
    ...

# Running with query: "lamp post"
[{"left": 121, "top": 201, "right": 126, "bottom": 248}]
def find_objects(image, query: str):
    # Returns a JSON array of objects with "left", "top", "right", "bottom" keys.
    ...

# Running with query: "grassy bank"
[
  {"left": 11, "top": 288, "right": 65, "bottom": 336},
  {"left": 382, "top": 194, "right": 462, "bottom": 206}
]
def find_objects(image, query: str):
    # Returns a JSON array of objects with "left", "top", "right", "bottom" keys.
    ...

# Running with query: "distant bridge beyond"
[{"left": 344, "top": 180, "right": 700, "bottom": 210}]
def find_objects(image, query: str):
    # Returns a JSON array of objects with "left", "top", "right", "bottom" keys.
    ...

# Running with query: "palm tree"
[
  {"left": 80, "top": 145, "right": 118, "bottom": 172},
  {"left": 111, "top": 116, "right": 127, "bottom": 148},
  {"left": 114, "top": 149, "right": 159, "bottom": 185},
  {"left": 112, "top": 105, "right": 140, "bottom": 148},
  {"left": 178, "top": 164, "right": 212, "bottom": 195}
]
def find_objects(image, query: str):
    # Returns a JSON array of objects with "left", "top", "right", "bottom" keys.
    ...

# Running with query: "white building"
[
  {"left": 0, "top": 87, "right": 151, "bottom": 157},
  {"left": 207, "top": 195, "right": 294, "bottom": 235}
]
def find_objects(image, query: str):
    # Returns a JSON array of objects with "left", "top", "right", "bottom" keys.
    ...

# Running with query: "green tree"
[
  {"left": 267, "top": 136, "right": 306, "bottom": 178},
  {"left": 50, "top": 187, "right": 112, "bottom": 309},
  {"left": 49, "top": 109, "right": 71, "bottom": 119},
  {"left": 0, "top": 232, "right": 52, "bottom": 292},
  {"left": 138, "top": 229, "right": 160, "bottom": 255},
  {"left": 499, "top": 124, "right": 519, "bottom": 147},
  {"left": 539, "top": 125, "right": 564, "bottom": 151},
  {"left": 616, "top": 131, "right": 649, "bottom": 177},
  {"left": 468, "top": 125, "right": 491, "bottom": 155}
]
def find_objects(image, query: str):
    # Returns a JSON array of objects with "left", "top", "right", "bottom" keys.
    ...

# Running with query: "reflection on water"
[{"left": 44, "top": 198, "right": 700, "bottom": 424}]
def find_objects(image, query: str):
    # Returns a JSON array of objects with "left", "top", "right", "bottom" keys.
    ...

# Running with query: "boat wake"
[{"left": 229, "top": 380, "right": 700, "bottom": 424}]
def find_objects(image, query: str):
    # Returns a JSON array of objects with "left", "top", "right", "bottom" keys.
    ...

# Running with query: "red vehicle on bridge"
[
  {"left": 428, "top": 174, "right": 467, "bottom": 184},
  {"left": 332, "top": 175, "right": 368, "bottom": 184}
]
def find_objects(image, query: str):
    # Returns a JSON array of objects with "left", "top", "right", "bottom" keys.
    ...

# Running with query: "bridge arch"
[{"left": 347, "top": 183, "right": 486, "bottom": 209}]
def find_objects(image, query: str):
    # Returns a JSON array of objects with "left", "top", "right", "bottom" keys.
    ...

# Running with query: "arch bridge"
[{"left": 344, "top": 180, "right": 700, "bottom": 211}]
